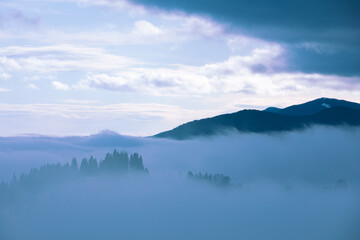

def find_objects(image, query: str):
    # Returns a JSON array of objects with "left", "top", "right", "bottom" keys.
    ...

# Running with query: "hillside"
[
  {"left": 155, "top": 98, "right": 360, "bottom": 140},
  {"left": 266, "top": 97, "right": 360, "bottom": 116}
]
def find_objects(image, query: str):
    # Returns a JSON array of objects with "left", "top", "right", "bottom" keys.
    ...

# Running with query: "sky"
[{"left": 0, "top": 0, "right": 359, "bottom": 136}]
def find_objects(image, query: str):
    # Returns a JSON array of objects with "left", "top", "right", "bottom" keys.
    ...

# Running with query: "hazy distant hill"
[
  {"left": 155, "top": 98, "right": 360, "bottom": 140},
  {"left": 0, "top": 130, "right": 142, "bottom": 151}
]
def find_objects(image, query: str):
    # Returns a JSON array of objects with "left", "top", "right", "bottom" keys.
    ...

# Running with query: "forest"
[
  {"left": 0, "top": 149, "right": 234, "bottom": 206},
  {"left": 0, "top": 150, "right": 147, "bottom": 204},
  {"left": 187, "top": 171, "right": 234, "bottom": 187}
]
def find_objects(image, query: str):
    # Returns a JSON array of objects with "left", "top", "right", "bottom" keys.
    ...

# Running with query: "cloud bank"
[
  {"left": 78, "top": 47, "right": 360, "bottom": 96},
  {"left": 125, "top": 0, "right": 360, "bottom": 76}
]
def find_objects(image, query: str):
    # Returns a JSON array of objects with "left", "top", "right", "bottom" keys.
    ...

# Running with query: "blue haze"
[{"left": 0, "top": 126, "right": 359, "bottom": 239}]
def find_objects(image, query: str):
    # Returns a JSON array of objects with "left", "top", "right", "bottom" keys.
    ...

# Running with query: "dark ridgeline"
[
  {"left": 154, "top": 97, "right": 360, "bottom": 140},
  {"left": 269, "top": 97, "right": 360, "bottom": 116},
  {"left": 187, "top": 171, "right": 234, "bottom": 187},
  {"left": 0, "top": 150, "right": 148, "bottom": 206}
]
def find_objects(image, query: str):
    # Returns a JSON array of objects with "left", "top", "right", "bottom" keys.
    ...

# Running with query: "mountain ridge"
[
  {"left": 155, "top": 98, "right": 360, "bottom": 140},
  {"left": 264, "top": 97, "right": 360, "bottom": 116}
]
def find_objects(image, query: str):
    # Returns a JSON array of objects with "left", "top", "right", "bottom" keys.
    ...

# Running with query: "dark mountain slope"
[
  {"left": 266, "top": 97, "right": 360, "bottom": 116},
  {"left": 264, "top": 107, "right": 281, "bottom": 113},
  {"left": 311, "top": 106, "right": 360, "bottom": 125},
  {"left": 155, "top": 103, "right": 360, "bottom": 140},
  {"left": 155, "top": 110, "right": 306, "bottom": 140}
]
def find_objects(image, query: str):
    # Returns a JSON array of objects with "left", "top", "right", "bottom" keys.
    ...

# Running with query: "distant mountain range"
[{"left": 154, "top": 98, "right": 360, "bottom": 140}]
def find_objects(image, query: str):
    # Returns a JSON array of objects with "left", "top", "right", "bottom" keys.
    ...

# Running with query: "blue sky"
[{"left": 0, "top": 0, "right": 359, "bottom": 136}]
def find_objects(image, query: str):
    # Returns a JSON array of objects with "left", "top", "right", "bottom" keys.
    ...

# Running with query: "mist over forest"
[
  {"left": 1, "top": 0, "right": 359, "bottom": 237},
  {"left": 0, "top": 126, "right": 359, "bottom": 240}
]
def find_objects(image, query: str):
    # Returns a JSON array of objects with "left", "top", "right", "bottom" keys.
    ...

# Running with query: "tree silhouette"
[
  {"left": 99, "top": 150, "right": 132, "bottom": 173},
  {"left": 187, "top": 171, "right": 233, "bottom": 187},
  {"left": 80, "top": 158, "right": 89, "bottom": 173},
  {"left": 130, "top": 153, "right": 145, "bottom": 172},
  {"left": 71, "top": 158, "right": 78, "bottom": 171},
  {"left": 0, "top": 149, "right": 150, "bottom": 206},
  {"left": 88, "top": 156, "right": 98, "bottom": 174}
]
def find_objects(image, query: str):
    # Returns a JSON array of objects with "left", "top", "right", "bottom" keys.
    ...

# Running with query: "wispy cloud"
[
  {"left": 77, "top": 44, "right": 360, "bottom": 97},
  {"left": 0, "top": 16, "right": 223, "bottom": 46},
  {"left": 60, "top": 99, "right": 99, "bottom": 104},
  {"left": 0, "top": 72, "right": 11, "bottom": 80},
  {"left": 0, "top": 45, "right": 138, "bottom": 73},
  {"left": 76, "top": 0, "right": 146, "bottom": 13},
  {"left": 27, "top": 83, "right": 40, "bottom": 90},
  {"left": 0, "top": 102, "right": 221, "bottom": 135},
  {"left": 77, "top": 45, "right": 284, "bottom": 95},
  {"left": 0, "top": 102, "right": 197, "bottom": 119},
  {"left": 52, "top": 81, "right": 70, "bottom": 91},
  {"left": 0, "top": 87, "right": 11, "bottom": 92}
]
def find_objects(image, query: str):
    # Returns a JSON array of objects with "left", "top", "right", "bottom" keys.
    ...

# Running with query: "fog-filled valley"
[
  {"left": 0, "top": 126, "right": 359, "bottom": 240},
  {"left": 1, "top": 0, "right": 360, "bottom": 237}
]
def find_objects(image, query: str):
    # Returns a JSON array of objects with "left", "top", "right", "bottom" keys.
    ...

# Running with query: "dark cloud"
[
  {"left": 133, "top": 0, "right": 358, "bottom": 30},
  {"left": 129, "top": 0, "right": 360, "bottom": 76},
  {"left": 285, "top": 44, "right": 360, "bottom": 76}
]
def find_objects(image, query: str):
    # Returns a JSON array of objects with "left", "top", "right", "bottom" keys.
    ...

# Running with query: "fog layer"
[{"left": 0, "top": 126, "right": 359, "bottom": 240}]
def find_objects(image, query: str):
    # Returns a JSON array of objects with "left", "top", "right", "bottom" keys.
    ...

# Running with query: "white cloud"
[
  {"left": 0, "top": 72, "right": 12, "bottom": 80},
  {"left": 60, "top": 99, "right": 99, "bottom": 104},
  {"left": 227, "top": 35, "right": 271, "bottom": 54},
  {"left": 77, "top": 44, "right": 282, "bottom": 95},
  {"left": 0, "top": 101, "right": 221, "bottom": 135},
  {"left": 0, "top": 56, "right": 21, "bottom": 71},
  {"left": 0, "top": 102, "right": 194, "bottom": 119},
  {"left": 38, "top": 16, "right": 222, "bottom": 46},
  {"left": 0, "top": 45, "right": 138, "bottom": 73},
  {"left": 27, "top": 83, "right": 40, "bottom": 90},
  {"left": 0, "top": 7, "right": 224, "bottom": 46},
  {"left": 168, "top": 14, "right": 223, "bottom": 38},
  {"left": 52, "top": 81, "right": 70, "bottom": 91},
  {"left": 0, "top": 87, "right": 11, "bottom": 92},
  {"left": 76, "top": 44, "right": 360, "bottom": 101},
  {"left": 133, "top": 20, "right": 162, "bottom": 35},
  {"left": 75, "top": 0, "right": 224, "bottom": 40},
  {"left": 76, "top": 0, "right": 146, "bottom": 14}
]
